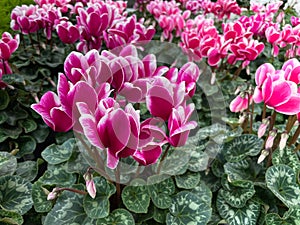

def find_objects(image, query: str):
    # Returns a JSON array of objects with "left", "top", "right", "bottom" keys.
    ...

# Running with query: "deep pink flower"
[
  {"left": 0, "top": 32, "right": 19, "bottom": 60},
  {"left": 281, "top": 58, "right": 300, "bottom": 84},
  {"left": 168, "top": 103, "right": 197, "bottom": 147},
  {"left": 133, "top": 143, "right": 162, "bottom": 166},
  {"left": 229, "top": 94, "right": 252, "bottom": 113},
  {"left": 31, "top": 91, "right": 73, "bottom": 132},
  {"left": 146, "top": 77, "right": 185, "bottom": 120},
  {"left": 56, "top": 21, "right": 80, "bottom": 44},
  {"left": 77, "top": 102, "right": 139, "bottom": 169}
]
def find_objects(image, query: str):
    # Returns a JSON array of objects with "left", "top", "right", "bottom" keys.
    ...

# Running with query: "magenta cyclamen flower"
[
  {"left": 77, "top": 102, "right": 140, "bottom": 169},
  {"left": 56, "top": 21, "right": 80, "bottom": 44},
  {"left": 253, "top": 62, "right": 300, "bottom": 115},
  {"left": 168, "top": 103, "right": 197, "bottom": 147},
  {"left": 146, "top": 77, "right": 186, "bottom": 121},
  {"left": 229, "top": 93, "right": 252, "bottom": 113},
  {"left": 31, "top": 91, "right": 73, "bottom": 132},
  {"left": 0, "top": 32, "right": 20, "bottom": 60}
]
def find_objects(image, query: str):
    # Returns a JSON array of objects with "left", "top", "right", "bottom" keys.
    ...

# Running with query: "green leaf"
[
  {"left": 223, "top": 159, "right": 252, "bottom": 182},
  {"left": 2, "top": 74, "right": 25, "bottom": 85},
  {"left": 156, "top": 149, "right": 190, "bottom": 176},
  {"left": 97, "top": 209, "right": 135, "bottom": 225},
  {"left": 0, "top": 209, "right": 23, "bottom": 225},
  {"left": 153, "top": 207, "right": 168, "bottom": 223},
  {"left": 31, "top": 181, "right": 53, "bottom": 213},
  {"left": 191, "top": 181, "right": 212, "bottom": 206},
  {"left": 0, "top": 127, "right": 22, "bottom": 142},
  {"left": 0, "top": 90, "right": 9, "bottom": 110},
  {"left": 266, "top": 164, "right": 300, "bottom": 208},
  {"left": 0, "top": 175, "right": 33, "bottom": 215},
  {"left": 175, "top": 171, "right": 201, "bottom": 189},
  {"left": 219, "top": 180, "right": 255, "bottom": 208},
  {"left": 31, "top": 123, "right": 50, "bottom": 143},
  {"left": 122, "top": 183, "right": 151, "bottom": 213},
  {"left": 42, "top": 138, "right": 75, "bottom": 165},
  {"left": 272, "top": 147, "right": 300, "bottom": 174},
  {"left": 222, "top": 134, "right": 263, "bottom": 162},
  {"left": 265, "top": 208, "right": 300, "bottom": 225},
  {"left": 5, "top": 105, "right": 28, "bottom": 126},
  {"left": 166, "top": 191, "right": 212, "bottom": 225},
  {"left": 83, "top": 176, "right": 116, "bottom": 219},
  {"left": 66, "top": 151, "right": 90, "bottom": 174},
  {"left": 18, "top": 119, "right": 37, "bottom": 133},
  {"left": 147, "top": 175, "right": 175, "bottom": 209},
  {"left": 16, "top": 160, "right": 38, "bottom": 181},
  {"left": 187, "top": 146, "right": 210, "bottom": 172},
  {"left": 0, "top": 152, "right": 17, "bottom": 176},
  {"left": 0, "top": 111, "right": 8, "bottom": 124},
  {"left": 15, "top": 135, "right": 36, "bottom": 158},
  {"left": 38, "top": 167, "right": 77, "bottom": 187},
  {"left": 216, "top": 194, "right": 260, "bottom": 225},
  {"left": 44, "top": 184, "right": 87, "bottom": 225}
]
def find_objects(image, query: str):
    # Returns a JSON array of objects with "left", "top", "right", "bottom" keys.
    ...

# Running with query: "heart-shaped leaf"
[
  {"left": 166, "top": 191, "right": 212, "bottom": 225},
  {"left": 191, "top": 181, "right": 212, "bottom": 206},
  {"left": 266, "top": 207, "right": 300, "bottom": 225},
  {"left": 5, "top": 105, "right": 28, "bottom": 126},
  {"left": 217, "top": 194, "right": 260, "bottom": 225},
  {"left": 44, "top": 184, "right": 87, "bottom": 225},
  {"left": 0, "top": 209, "right": 23, "bottom": 225},
  {"left": 83, "top": 176, "right": 116, "bottom": 219},
  {"left": 175, "top": 171, "right": 201, "bottom": 189},
  {"left": 0, "top": 90, "right": 9, "bottom": 110},
  {"left": 147, "top": 175, "right": 175, "bottom": 209},
  {"left": 97, "top": 209, "right": 135, "bottom": 225},
  {"left": 122, "top": 183, "right": 151, "bottom": 213},
  {"left": 222, "top": 134, "right": 263, "bottom": 162},
  {"left": 0, "top": 152, "right": 17, "bottom": 176},
  {"left": 31, "top": 181, "right": 53, "bottom": 213},
  {"left": 16, "top": 160, "right": 38, "bottom": 181},
  {"left": 153, "top": 207, "right": 168, "bottom": 223},
  {"left": 18, "top": 119, "right": 37, "bottom": 133},
  {"left": 272, "top": 147, "right": 300, "bottom": 174},
  {"left": 266, "top": 164, "right": 300, "bottom": 208},
  {"left": 0, "top": 175, "right": 33, "bottom": 215},
  {"left": 41, "top": 138, "right": 75, "bottom": 165},
  {"left": 15, "top": 135, "right": 36, "bottom": 158},
  {"left": 38, "top": 166, "right": 77, "bottom": 187},
  {"left": 219, "top": 180, "right": 255, "bottom": 208}
]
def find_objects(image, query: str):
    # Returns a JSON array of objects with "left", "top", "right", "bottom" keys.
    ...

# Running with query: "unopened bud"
[
  {"left": 47, "top": 188, "right": 59, "bottom": 200},
  {"left": 279, "top": 132, "right": 289, "bottom": 151},
  {"left": 84, "top": 171, "right": 96, "bottom": 199},
  {"left": 234, "top": 86, "right": 241, "bottom": 95},
  {"left": 265, "top": 130, "right": 277, "bottom": 149},
  {"left": 258, "top": 118, "right": 269, "bottom": 138},
  {"left": 257, "top": 149, "right": 269, "bottom": 164},
  {"left": 238, "top": 113, "right": 247, "bottom": 124}
]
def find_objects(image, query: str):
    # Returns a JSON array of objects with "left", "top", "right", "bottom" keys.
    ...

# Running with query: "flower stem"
[
  {"left": 114, "top": 165, "right": 121, "bottom": 207},
  {"left": 262, "top": 104, "right": 267, "bottom": 120},
  {"left": 56, "top": 187, "right": 87, "bottom": 195},
  {"left": 288, "top": 125, "right": 300, "bottom": 147},
  {"left": 157, "top": 144, "right": 171, "bottom": 174},
  {"left": 269, "top": 111, "right": 277, "bottom": 131},
  {"left": 285, "top": 115, "right": 297, "bottom": 134}
]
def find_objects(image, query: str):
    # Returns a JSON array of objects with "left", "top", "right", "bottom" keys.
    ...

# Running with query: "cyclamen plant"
[{"left": 31, "top": 44, "right": 200, "bottom": 170}]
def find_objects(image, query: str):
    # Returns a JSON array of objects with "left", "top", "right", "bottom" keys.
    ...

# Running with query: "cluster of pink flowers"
[
  {"left": 31, "top": 45, "right": 201, "bottom": 169},
  {"left": 0, "top": 32, "right": 19, "bottom": 87},
  {"left": 146, "top": 0, "right": 190, "bottom": 41},
  {"left": 253, "top": 58, "right": 300, "bottom": 115},
  {"left": 10, "top": 0, "right": 155, "bottom": 53}
]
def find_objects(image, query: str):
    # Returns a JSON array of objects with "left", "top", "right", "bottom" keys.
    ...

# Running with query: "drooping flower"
[
  {"left": 168, "top": 103, "right": 197, "bottom": 147},
  {"left": 31, "top": 91, "right": 73, "bottom": 132}
]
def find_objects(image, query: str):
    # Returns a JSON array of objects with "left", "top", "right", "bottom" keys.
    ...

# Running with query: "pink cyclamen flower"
[
  {"left": 168, "top": 103, "right": 197, "bottom": 147},
  {"left": 133, "top": 143, "right": 163, "bottom": 166},
  {"left": 56, "top": 21, "right": 80, "bottom": 44},
  {"left": 77, "top": 102, "right": 139, "bottom": 169},
  {"left": 0, "top": 32, "right": 20, "bottom": 60},
  {"left": 229, "top": 93, "right": 252, "bottom": 113},
  {"left": 146, "top": 77, "right": 186, "bottom": 121},
  {"left": 31, "top": 91, "right": 73, "bottom": 132}
]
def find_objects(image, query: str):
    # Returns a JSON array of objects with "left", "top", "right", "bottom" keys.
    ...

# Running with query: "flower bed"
[{"left": 0, "top": 0, "right": 300, "bottom": 225}]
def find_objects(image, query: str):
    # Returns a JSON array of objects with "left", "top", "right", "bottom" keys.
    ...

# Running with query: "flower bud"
[
  {"left": 265, "top": 130, "right": 277, "bottom": 149},
  {"left": 84, "top": 172, "right": 96, "bottom": 199},
  {"left": 257, "top": 149, "right": 269, "bottom": 164},
  {"left": 279, "top": 132, "right": 288, "bottom": 151},
  {"left": 258, "top": 118, "right": 269, "bottom": 138},
  {"left": 47, "top": 188, "right": 59, "bottom": 200}
]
